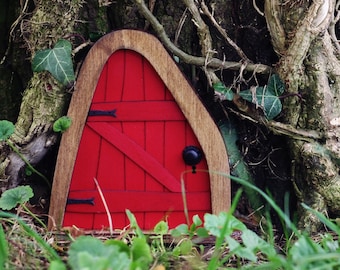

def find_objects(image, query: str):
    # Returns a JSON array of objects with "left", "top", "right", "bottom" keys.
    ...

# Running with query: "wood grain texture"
[{"left": 48, "top": 30, "right": 230, "bottom": 230}]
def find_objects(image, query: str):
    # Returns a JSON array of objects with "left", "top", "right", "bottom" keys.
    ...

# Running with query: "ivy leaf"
[
  {"left": 238, "top": 74, "right": 285, "bottom": 120},
  {"left": 0, "top": 120, "right": 15, "bottom": 141},
  {"left": 213, "top": 82, "right": 234, "bottom": 101},
  {"left": 32, "top": 40, "right": 75, "bottom": 86},
  {"left": 53, "top": 116, "right": 72, "bottom": 133},
  {"left": 0, "top": 186, "right": 34, "bottom": 210},
  {"left": 239, "top": 86, "right": 282, "bottom": 120},
  {"left": 268, "top": 74, "right": 285, "bottom": 96}
]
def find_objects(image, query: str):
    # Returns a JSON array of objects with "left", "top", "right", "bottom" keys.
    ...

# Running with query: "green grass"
[{"left": 1, "top": 175, "right": 340, "bottom": 269}]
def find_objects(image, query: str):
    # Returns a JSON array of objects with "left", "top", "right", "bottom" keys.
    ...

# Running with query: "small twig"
[
  {"left": 227, "top": 107, "right": 323, "bottom": 141},
  {"left": 73, "top": 40, "right": 92, "bottom": 54},
  {"left": 252, "top": 0, "right": 264, "bottom": 16},
  {"left": 267, "top": 121, "right": 322, "bottom": 141}
]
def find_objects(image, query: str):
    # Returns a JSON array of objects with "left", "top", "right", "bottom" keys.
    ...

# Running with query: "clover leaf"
[
  {"left": 0, "top": 120, "right": 15, "bottom": 141},
  {"left": 53, "top": 116, "right": 72, "bottom": 133},
  {"left": 0, "top": 186, "right": 34, "bottom": 210},
  {"left": 68, "top": 236, "right": 131, "bottom": 270}
]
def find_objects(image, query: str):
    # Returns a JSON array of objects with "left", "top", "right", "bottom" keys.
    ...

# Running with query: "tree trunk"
[
  {"left": 0, "top": 0, "right": 84, "bottom": 189},
  {"left": 265, "top": 0, "right": 340, "bottom": 231}
]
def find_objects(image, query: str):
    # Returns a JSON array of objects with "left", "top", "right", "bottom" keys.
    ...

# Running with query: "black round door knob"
[{"left": 182, "top": 146, "right": 203, "bottom": 166}]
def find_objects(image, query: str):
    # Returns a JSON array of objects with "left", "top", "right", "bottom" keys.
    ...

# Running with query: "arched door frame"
[{"left": 48, "top": 29, "right": 230, "bottom": 230}]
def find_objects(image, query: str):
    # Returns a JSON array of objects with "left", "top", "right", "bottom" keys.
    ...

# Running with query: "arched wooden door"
[
  {"left": 64, "top": 50, "right": 211, "bottom": 229},
  {"left": 48, "top": 30, "right": 230, "bottom": 230}
]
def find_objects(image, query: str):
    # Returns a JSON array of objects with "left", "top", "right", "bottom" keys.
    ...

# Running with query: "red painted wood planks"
[{"left": 64, "top": 49, "right": 211, "bottom": 230}]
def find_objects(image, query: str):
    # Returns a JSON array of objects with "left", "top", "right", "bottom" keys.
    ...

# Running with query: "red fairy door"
[
  {"left": 48, "top": 30, "right": 230, "bottom": 231},
  {"left": 63, "top": 50, "right": 211, "bottom": 230}
]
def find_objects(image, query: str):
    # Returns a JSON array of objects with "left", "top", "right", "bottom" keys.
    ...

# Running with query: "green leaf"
[
  {"left": 171, "top": 224, "right": 189, "bottom": 237},
  {"left": 25, "top": 166, "right": 33, "bottom": 176},
  {"left": 53, "top": 116, "right": 72, "bottom": 133},
  {"left": 268, "top": 74, "right": 285, "bottom": 96},
  {"left": 154, "top": 220, "right": 168, "bottom": 235},
  {"left": 104, "top": 239, "right": 130, "bottom": 254},
  {"left": 193, "top": 214, "right": 202, "bottom": 226},
  {"left": 76, "top": 252, "right": 111, "bottom": 270},
  {"left": 0, "top": 120, "right": 15, "bottom": 141},
  {"left": 289, "top": 235, "right": 325, "bottom": 264},
  {"left": 239, "top": 86, "right": 282, "bottom": 120},
  {"left": 48, "top": 260, "right": 67, "bottom": 270},
  {"left": 226, "top": 235, "right": 258, "bottom": 262},
  {"left": 89, "top": 32, "right": 104, "bottom": 42},
  {"left": 32, "top": 39, "right": 75, "bottom": 86},
  {"left": 241, "top": 229, "right": 277, "bottom": 258},
  {"left": 0, "top": 186, "right": 34, "bottom": 210},
  {"left": 218, "top": 121, "right": 262, "bottom": 210},
  {"left": 238, "top": 74, "right": 285, "bottom": 120},
  {"left": 204, "top": 212, "right": 247, "bottom": 238},
  {"left": 196, "top": 227, "right": 209, "bottom": 238},
  {"left": 126, "top": 209, "right": 145, "bottom": 239},
  {"left": 68, "top": 236, "right": 106, "bottom": 265},
  {"left": 0, "top": 224, "right": 8, "bottom": 268},
  {"left": 178, "top": 238, "right": 193, "bottom": 255},
  {"left": 68, "top": 236, "right": 131, "bottom": 270},
  {"left": 213, "top": 82, "right": 234, "bottom": 101},
  {"left": 131, "top": 238, "right": 152, "bottom": 265}
]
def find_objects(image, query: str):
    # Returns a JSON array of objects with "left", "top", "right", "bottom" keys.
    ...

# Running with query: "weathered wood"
[{"left": 48, "top": 30, "right": 230, "bottom": 230}]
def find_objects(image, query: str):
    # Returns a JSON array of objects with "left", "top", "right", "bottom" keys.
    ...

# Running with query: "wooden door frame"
[{"left": 48, "top": 29, "right": 230, "bottom": 230}]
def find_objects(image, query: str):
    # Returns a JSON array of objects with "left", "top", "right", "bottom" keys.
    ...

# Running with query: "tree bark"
[
  {"left": 265, "top": 0, "right": 340, "bottom": 231},
  {"left": 0, "top": 0, "right": 84, "bottom": 189}
]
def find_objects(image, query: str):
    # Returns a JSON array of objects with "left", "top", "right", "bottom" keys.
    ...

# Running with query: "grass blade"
[
  {"left": 0, "top": 224, "right": 8, "bottom": 268},
  {"left": 0, "top": 211, "right": 61, "bottom": 262},
  {"left": 93, "top": 177, "right": 113, "bottom": 235}
]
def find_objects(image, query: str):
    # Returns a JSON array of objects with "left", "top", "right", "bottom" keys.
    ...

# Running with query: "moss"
[
  {"left": 0, "top": 0, "right": 84, "bottom": 184},
  {"left": 11, "top": 0, "right": 83, "bottom": 143}
]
